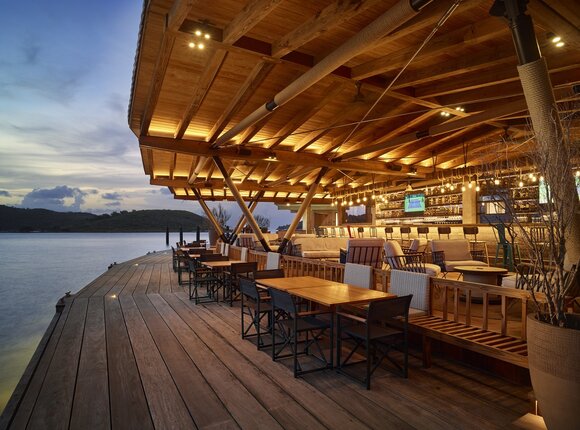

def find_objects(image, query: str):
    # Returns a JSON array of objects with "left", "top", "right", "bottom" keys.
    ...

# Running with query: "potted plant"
[{"left": 483, "top": 113, "right": 579, "bottom": 430}]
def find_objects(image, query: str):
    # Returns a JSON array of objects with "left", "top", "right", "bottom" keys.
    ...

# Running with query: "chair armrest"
[
  {"left": 336, "top": 311, "right": 367, "bottom": 323},
  {"left": 431, "top": 250, "right": 445, "bottom": 270}
]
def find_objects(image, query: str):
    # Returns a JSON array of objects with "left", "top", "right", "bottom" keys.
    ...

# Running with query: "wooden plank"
[
  {"left": 27, "top": 298, "right": 89, "bottom": 430},
  {"left": 119, "top": 263, "right": 146, "bottom": 296},
  {"left": 133, "top": 294, "right": 237, "bottom": 429},
  {"left": 171, "top": 293, "right": 370, "bottom": 430},
  {"left": 105, "top": 295, "right": 153, "bottom": 430},
  {"left": 148, "top": 294, "right": 326, "bottom": 429},
  {"left": 2, "top": 298, "right": 72, "bottom": 429},
  {"left": 106, "top": 264, "right": 139, "bottom": 297},
  {"left": 146, "top": 263, "right": 162, "bottom": 294},
  {"left": 92, "top": 262, "right": 134, "bottom": 297},
  {"left": 119, "top": 295, "right": 196, "bottom": 429},
  {"left": 159, "top": 262, "right": 172, "bottom": 294},
  {"left": 70, "top": 297, "right": 109, "bottom": 430},
  {"left": 150, "top": 294, "right": 284, "bottom": 429},
  {"left": 133, "top": 264, "right": 154, "bottom": 295}
]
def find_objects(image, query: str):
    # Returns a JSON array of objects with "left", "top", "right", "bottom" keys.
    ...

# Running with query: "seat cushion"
[
  {"left": 445, "top": 260, "right": 488, "bottom": 271},
  {"left": 301, "top": 250, "right": 340, "bottom": 259},
  {"left": 501, "top": 274, "right": 517, "bottom": 288},
  {"left": 430, "top": 239, "right": 472, "bottom": 261}
]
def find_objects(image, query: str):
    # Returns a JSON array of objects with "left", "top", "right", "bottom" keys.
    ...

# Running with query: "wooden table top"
[
  {"left": 455, "top": 266, "right": 508, "bottom": 274},
  {"left": 256, "top": 276, "right": 343, "bottom": 291},
  {"left": 291, "top": 285, "right": 395, "bottom": 307},
  {"left": 201, "top": 260, "right": 242, "bottom": 268}
]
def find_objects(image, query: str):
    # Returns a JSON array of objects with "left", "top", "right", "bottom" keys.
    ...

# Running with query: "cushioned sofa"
[{"left": 290, "top": 237, "right": 348, "bottom": 259}]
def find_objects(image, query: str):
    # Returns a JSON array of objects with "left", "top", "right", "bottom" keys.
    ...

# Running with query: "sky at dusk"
[{"left": 0, "top": 0, "right": 295, "bottom": 229}]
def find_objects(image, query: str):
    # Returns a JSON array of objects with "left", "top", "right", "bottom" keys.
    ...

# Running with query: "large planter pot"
[
  {"left": 208, "top": 228, "right": 218, "bottom": 246},
  {"left": 527, "top": 314, "right": 580, "bottom": 430}
]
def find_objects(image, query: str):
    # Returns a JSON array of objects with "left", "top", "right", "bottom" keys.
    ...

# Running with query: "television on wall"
[
  {"left": 404, "top": 193, "right": 425, "bottom": 213},
  {"left": 345, "top": 204, "right": 369, "bottom": 223}
]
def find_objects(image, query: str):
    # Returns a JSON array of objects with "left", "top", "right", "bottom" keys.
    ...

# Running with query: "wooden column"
[
  {"left": 230, "top": 192, "right": 263, "bottom": 244},
  {"left": 278, "top": 168, "right": 328, "bottom": 254},
  {"left": 212, "top": 157, "right": 271, "bottom": 252},
  {"left": 191, "top": 188, "right": 228, "bottom": 242}
]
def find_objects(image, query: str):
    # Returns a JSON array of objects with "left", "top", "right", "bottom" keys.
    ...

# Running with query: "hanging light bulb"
[
  {"left": 371, "top": 194, "right": 376, "bottom": 200},
  {"left": 576, "top": 170, "right": 580, "bottom": 177},
  {"left": 440, "top": 186, "right": 445, "bottom": 193},
  {"left": 475, "top": 184, "right": 481, "bottom": 192},
  {"left": 450, "top": 184, "right": 455, "bottom": 191},
  {"left": 363, "top": 195, "right": 368, "bottom": 202},
  {"left": 519, "top": 181, "right": 524, "bottom": 188},
  {"left": 356, "top": 196, "right": 361, "bottom": 204},
  {"left": 494, "top": 178, "right": 500, "bottom": 185},
  {"left": 348, "top": 199, "right": 353, "bottom": 206},
  {"left": 531, "top": 175, "right": 537, "bottom": 182},
  {"left": 461, "top": 185, "right": 466, "bottom": 192}
]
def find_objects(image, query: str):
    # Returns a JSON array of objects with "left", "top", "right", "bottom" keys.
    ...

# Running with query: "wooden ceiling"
[{"left": 129, "top": 0, "right": 580, "bottom": 204}]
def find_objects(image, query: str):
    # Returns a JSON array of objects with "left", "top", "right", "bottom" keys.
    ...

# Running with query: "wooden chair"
[
  {"left": 340, "top": 238, "right": 384, "bottom": 269},
  {"left": 463, "top": 226, "right": 489, "bottom": 264},
  {"left": 384, "top": 240, "right": 441, "bottom": 276},
  {"left": 384, "top": 226, "right": 394, "bottom": 240},
  {"left": 269, "top": 288, "right": 334, "bottom": 377},
  {"left": 357, "top": 227, "right": 365, "bottom": 238},
  {"left": 399, "top": 226, "right": 411, "bottom": 245},
  {"left": 337, "top": 295, "right": 413, "bottom": 389},
  {"left": 188, "top": 254, "right": 229, "bottom": 304}
]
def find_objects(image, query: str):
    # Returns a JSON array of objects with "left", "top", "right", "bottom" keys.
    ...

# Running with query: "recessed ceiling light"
[
  {"left": 189, "top": 42, "right": 195, "bottom": 48},
  {"left": 555, "top": 42, "right": 565, "bottom": 48},
  {"left": 552, "top": 36, "right": 561, "bottom": 43},
  {"left": 198, "top": 43, "right": 205, "bottom": 50},
  {"left": 195, "top": 30, "right": 202, "bottom": 36}
]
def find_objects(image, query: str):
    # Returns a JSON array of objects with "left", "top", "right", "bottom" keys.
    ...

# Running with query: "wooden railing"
[{"left": 430, "top": 278, "right": 545, "bottom": 341}]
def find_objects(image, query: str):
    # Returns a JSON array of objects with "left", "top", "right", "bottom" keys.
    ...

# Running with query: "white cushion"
[
  {"left": 384, "top": 240, "right": 404, "bottom": 257},
  {"left": 401, "top": 262, "right": 441, "bottom": 277},
  {"left": 389, "top": 269, "right": 430, "bottom": 312},
  {"left": 266, "top": 252, "right": 280, "bottom": 270},
  {"left": 240, "top": 247, "right": 248, "bottom": 262},
  {"left": 344, "top": 263, "right": 373, "bottom": 289},
  {"left": 501, "top": 274, "right": 517, "bottom": 288}
]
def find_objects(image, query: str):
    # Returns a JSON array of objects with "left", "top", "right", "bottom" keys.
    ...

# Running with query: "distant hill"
[{"left": 0, "top": 205, "right": 210, "bottom": 233}]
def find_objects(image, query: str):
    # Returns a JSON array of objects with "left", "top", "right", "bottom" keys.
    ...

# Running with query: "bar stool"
[
  {"left": 417, "top": 226, "right": 429, "bottom": 240},
  {"left": 384, "top": 226, "right": 394, "bottom": 240},
  {"left": 463, "top": 226, "right": 489, "bottom": 264},
  {"left": 400, "top": 226, "right": 411, "bottom": 246},
  {"left": 492, "top": 224, "right": 520, "bottom": 271},
  {"left": 357, "top": 226, "right": 365, "bottom": 238},
  {"left": 437, "top": 226, "right": 451, "bottom": 239},
  {"left": 369, "top": 226, "right": 377, "bottom": 238}
]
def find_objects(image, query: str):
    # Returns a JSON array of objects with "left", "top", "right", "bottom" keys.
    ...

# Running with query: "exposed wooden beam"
[
  {"left": 528, "top": 0, "right": 580, "bottom": 51},
  {"left": 139, "top": 0, "right": 199, "bottom": 136},
  {"left": 271, "top": 0, "right": 384, "bottom": 58},
  {"left": 174, "top": 49, "right": 228, "bottom": 139},
  {"left": 222, "top": 0, "right": 283, "bottom": 44},
  {"left": 152, "top": 177, "right": 321, "bottom": 194},
  {"left": 206, "top": 61, "right": 275, "bottom": 142},
  {"left": 352, "top": 17, "right": 506, "bottom": 80}
]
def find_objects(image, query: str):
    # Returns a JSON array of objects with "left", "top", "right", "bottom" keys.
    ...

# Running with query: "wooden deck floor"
[{"left": 1, "top": 252, "right": 543, "bottom": 430}]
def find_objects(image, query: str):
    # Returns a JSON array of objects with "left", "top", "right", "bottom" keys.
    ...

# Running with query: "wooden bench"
[{"left": 411, "top": 277, "right": 545, "bottom": 369}]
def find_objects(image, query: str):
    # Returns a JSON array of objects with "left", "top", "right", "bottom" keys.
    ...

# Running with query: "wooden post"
[
  {"left": 191, "top": 188, "right": 228, "bottom": 242},
  {"left": 212, "top": 157, "right": 271, "bottom": 252},
  {"left": 278, "top": 167, "right": 328, "bottom": 254},
  {"left": 230, "top": 192, "right": 262, "bottom": 244}
]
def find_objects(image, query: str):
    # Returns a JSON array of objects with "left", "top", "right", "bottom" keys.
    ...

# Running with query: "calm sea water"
[{"left": 0, "top": 232, "right": 208, "bottom": 413}]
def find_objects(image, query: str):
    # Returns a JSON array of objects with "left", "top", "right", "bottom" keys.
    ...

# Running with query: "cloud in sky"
[
  {"left": 0, "top": 1, "right": 296, "bottom": 229},
  {"left": 20, "top": 185, "right": 87, "bottom": 212}
]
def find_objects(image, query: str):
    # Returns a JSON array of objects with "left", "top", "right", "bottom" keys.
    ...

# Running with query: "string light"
[
  {"left": 475, "top": 184, "right": 480, "bottom": 192},
  {"left": 461, "top": 185, "right": 466, "bottom": 192}
]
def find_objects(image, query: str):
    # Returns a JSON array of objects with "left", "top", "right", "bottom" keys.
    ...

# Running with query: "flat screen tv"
[
  {"left": 404, "top": 193, "right": 425, "bottom": 213},
  {"left": 345, "top": 204, "right": 369, "bottom": 223}
]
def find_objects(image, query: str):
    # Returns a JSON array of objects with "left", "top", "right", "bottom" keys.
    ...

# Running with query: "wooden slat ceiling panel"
[{"left": 129, "top": 0, "right": 580, "bottom": 204}]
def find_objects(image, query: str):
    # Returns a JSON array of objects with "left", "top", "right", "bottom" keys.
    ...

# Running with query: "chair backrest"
[
  {"left": 269, "top": 288, "right": 297, "bottom": 315},
  {"left": 230, "top": 262, "right": 258, "bottom": 277},
  {"left": 345, "top": 238, "right": 384, "bottom": 268},
  {"left": 265, "top": 252, "right": 281, "bottom": 270},
  {"left": 400, "top": 226, "right": 411, "bottom": 235},
  {"left": 367, "top": 295, "right": 412, "bottom": 323},
  {"left": 237, "top": 233, "right": 257, "bottom": 249},
  {"left": 463, "top": 226, "right": 478, "bottom": 236},
  {"left": 417, "top": 226, "right": 429, "bottom": 238},
  {"left": 344, "top": 263, "right": 373, "bottom": 289},
  {"left": 240, "top": 247, "right": 248, "bottom": 262},
  {"left": 437, "top": 226, "right": 451, "bottom": 239},
  {"left": 357, "top": 227, "right": 365, "bottom": 238},
  {"left": 389, "top": 270, "right": 430, "bottom": 311},
  {"left": 383, "top": 240, "right": 405, "bottom": 269},
  {"left": 384, "top": 226, "right": 393, "bottom": 239},
  {"left": 239, "top": 276, "right": 260, "bottom": 301},
  {"left": 253, "top": 269, "right": 285, "bottom": 279},
  {"left": 430, "top": 239, "right": 472, "bottom": 261},
  {"left": 408, "top": 238, "right": 427, "bottom": 253}
]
